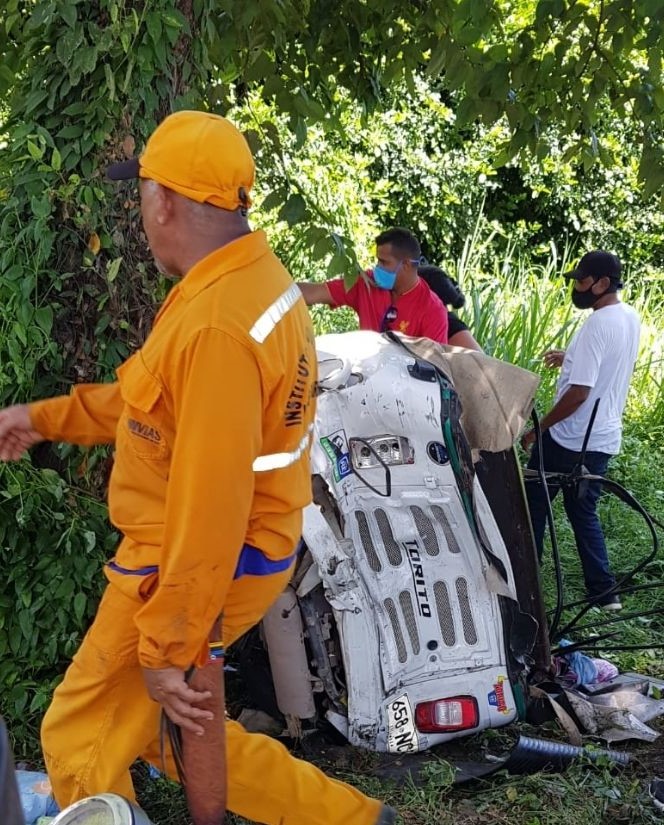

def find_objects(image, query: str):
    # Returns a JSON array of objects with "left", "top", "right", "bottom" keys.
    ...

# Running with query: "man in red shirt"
[{"left": 298, "top": 227, "right": 449, "bottom": 343}]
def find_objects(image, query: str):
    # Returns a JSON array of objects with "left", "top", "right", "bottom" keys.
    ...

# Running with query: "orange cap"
[{"left": 107, "top": 110, "right": 254, "bottom": 211}]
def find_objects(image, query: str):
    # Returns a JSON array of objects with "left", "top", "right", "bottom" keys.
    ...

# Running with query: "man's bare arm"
[{"left": 298, "top": 282, "right": 334, "bottom": 306}]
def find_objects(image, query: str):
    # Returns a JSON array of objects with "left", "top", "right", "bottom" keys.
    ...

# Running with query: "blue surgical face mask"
[{"left": 373, "top": 263, "right": 400, "bottom": 290}]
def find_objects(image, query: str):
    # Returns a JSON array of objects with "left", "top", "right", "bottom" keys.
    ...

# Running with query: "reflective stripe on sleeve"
[
  {"left": 249, "top": 283, "right": 302, "bottom": 343},
  {"left": 252, "top": 424, "right": 314, "bottom": 472}
]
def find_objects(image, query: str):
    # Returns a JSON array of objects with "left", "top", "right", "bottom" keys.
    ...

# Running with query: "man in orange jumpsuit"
[{"left": 0, "top": 111, "right": 394, "bottom": 825}]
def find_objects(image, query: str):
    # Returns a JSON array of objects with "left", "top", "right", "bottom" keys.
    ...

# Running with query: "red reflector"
[{"left": 415, "top": 696, "right": 479, "bottom": 733}]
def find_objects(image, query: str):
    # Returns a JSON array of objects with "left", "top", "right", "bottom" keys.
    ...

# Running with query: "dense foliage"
[{"left": 0, "top": 0, "right": 212, "bottom": 751}]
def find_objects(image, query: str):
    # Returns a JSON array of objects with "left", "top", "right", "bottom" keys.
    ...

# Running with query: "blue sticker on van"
[{"left": 321, "top": 429, "right": 353, "bottom": 482}]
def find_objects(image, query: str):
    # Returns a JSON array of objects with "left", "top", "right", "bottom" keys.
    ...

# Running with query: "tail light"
[{"left": 415, "top": 696, "right": 479, "bottom": 733}]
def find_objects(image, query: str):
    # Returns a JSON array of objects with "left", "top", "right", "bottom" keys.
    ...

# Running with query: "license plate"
[{"left": 386, "top": 693, "right": 419, "bottom": 753}]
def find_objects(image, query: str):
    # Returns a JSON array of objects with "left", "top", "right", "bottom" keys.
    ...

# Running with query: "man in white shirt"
[{"left": 521, "top": 251, "right": 641, "bottom": 610}]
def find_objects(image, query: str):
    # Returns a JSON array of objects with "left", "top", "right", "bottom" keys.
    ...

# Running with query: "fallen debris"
[
  {"left": 564, "top": 689, "right": 664, "bottom": 744},
  {"left": 366, "top": 734, "right": 630, "bottom": 785}
]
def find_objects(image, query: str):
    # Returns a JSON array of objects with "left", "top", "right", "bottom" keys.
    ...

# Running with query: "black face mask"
[
  {"left": 571, "top": 278, "right": 618, "bottom": 309},
  {"left": 571, "top": 284, "right": 600, "bottom": 309}
]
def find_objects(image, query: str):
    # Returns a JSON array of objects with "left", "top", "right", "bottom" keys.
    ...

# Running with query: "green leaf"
[
  {"left": 79, "top": 45, "right": 98, "bottom": 76},
  {"left": 27, "top": 139, "right": 44, "bottom": 161},
  {"left": 51, "top": 146, "right": 62, "bottom": 171},
  {"left": 56, "top": 28, "right": 83, "bottom": 66},
  {"left": 106, "top": 257, "right": 123, "bottom": 283},
  {"left": 13, "top": 687, "right": 28, "bottom": 715},
  {"left": 62, "top": 101, "right": 86, "bottom": 115},
  {"left": 18, "top": 610, "right": 32, "bottom": 641},
  {"left": 455, "top": 24, "right": 481, "bottom": 46},
  {"left": 12, "top": 322, "right": 27, "bottom": 346},
  {"left": 73, "top": 592, "right": 86, "bottom": 621},
  {"left": 470, "top": 0, "right": 493, "bottom": 28},
  {"left": 8, "top": 623, "right": 21, "bottom": 655},
  {"left": 278, "top": 194, "right": 307, "bottom": 225},
  {"left": 57, "top": 124, "right": 84, "bottom": 139},
  {"left": 456, "top": 96, "right": 481, "bottom": 125},
  {"left": 146, "top": 12, "right": 163, "bottom": 44},
  {"left": 294, "top": 116, "right": 307, "bottom": 150},
  {"left": 261, "top": 189, "right": 287, "bottom": 213},
  {"left": 29, "top": 692, "right": 48, "bottom": 713},
  {"left": 30, "top": 195, "right": 51, "bottom": 219},
  {"left": 426, "top": 40, "right": 447, "bottom": 78},
  {"left": 327, "top": 249, "right": 349, "bottom": 277},
  {"left": 60, "top": 2, "right": 77, "bottom": 28},
  {"left": 104, "top": 63, "right": 116, "bottom": 102},
  {"left": 35, "top": 306, "right": 54, "bottom": 334}
]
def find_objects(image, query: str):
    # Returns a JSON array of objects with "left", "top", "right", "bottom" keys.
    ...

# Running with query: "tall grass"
[{"left": 454, "top": 220, "right": 664, "bottom": 434}]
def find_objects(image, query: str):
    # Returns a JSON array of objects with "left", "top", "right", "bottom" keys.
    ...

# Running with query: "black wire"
[
  {"left": 161, "top": 710, "right": 187, "bottom": 786},
  {"left": 562, "top": 604, "right": 664, "bottom": 635},
  {"left": 532, "top": 411, "right": 564, "bottom": 640},
  {"left": 549, "top": 398, "right": 601, "bottom": 638},
  {"left": 651, "top": 513, "right": 664, "bottom": 531},
  {"left": 559, "top": 580, "right": 664, "bottom": 611},
  {"left": 554, "top": 474, "right": 660, "bottom": 639},
  {"left": 550, "top": 630, "right": 622, "bottom": 655},
  {"left": 529, "top": 398, "right": 600, "bottom": 640},
  {"left": 347, "top": 437, "right": 392, "bottom": 497},
  {"left": 569, "top": 643, "right": 664, "bottom": 653},
  {"left": 576, "top": 398, "right": 600, "bottom": 469}
]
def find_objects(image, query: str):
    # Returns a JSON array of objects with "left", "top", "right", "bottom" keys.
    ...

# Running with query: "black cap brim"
[
  {"left": 106, "top": 157, "right": 140, "bottom": 181},
  {"left": 563, "top": 269, "right": 584, "bottom": 281}
]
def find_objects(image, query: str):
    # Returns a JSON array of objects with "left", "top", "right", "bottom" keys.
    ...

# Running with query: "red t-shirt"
[{"left": 327, "top": 272, "right": 449, "bottom": 343}]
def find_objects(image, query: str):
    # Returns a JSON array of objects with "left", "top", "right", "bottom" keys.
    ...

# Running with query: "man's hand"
[
  {"left": 0, "top": 405, "right": 43, "bottom": 461},
  {"left": 520, "top": 429, "right": 536, "bottom": 452},
  {"left": 542, "top": 349, "right": 565, "bottom": 368},
  {"left": 142, "top": 666, "right": 214, "bottom": 736}
]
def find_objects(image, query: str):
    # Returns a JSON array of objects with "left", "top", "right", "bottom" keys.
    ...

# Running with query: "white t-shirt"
[{"left": 549, "top": 302, "right": 640, "bottom": 454}]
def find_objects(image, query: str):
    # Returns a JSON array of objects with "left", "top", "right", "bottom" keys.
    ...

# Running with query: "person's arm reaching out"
[
  {"left": 0, "top": 382, "right": 123, "bottom": 460},
  {"left": 298, "top": 282, "right": 334, "bottom": 306}
]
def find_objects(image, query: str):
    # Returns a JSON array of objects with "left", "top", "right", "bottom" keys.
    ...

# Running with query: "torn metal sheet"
[
  {"left": 564, "top": 689, "right": 664, "bottom": 743},
  {"left": 588, "top": 689, "right": 664, "bottom": 723}
]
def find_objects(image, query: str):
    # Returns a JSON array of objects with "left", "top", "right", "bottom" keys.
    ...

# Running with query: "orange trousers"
[{"left": 41, "top": 572, "right": 382, "bottom": 825}]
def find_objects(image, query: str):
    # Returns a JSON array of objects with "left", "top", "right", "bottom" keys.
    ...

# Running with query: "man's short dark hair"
[{"left": 375, "top": 227, "right": 421, "bottom": 260}]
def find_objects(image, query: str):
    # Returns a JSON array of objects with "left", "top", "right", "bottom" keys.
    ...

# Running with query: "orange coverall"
[{"left": 30, "top": 231, "right": 382, "bottom": 825}]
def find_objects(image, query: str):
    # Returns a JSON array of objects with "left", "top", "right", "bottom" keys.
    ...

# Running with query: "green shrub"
[{"left": 0, "top": 462, "right": 116, "bottom": 755}]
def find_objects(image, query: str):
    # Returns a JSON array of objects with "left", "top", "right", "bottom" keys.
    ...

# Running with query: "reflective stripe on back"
[
  {"left": 252, "top": 424, "right": 314, "bottom": 472},
  {"left": 249, "top": 283, "right": 302, "bottom": 343}
]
